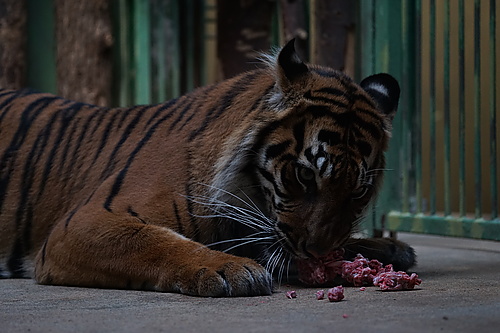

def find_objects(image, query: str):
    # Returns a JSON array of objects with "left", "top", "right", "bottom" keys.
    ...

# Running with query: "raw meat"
[
  {"left": 286, "top": 290, "right": 297, "bottom": 299},
  {"left": 339, "top": 254, "right": 388, "bottom": 286},
  {"left": 296, "top": 249, "right": 345, "bottom": 285},
  {"left": 373, "top": 271, "right": 422, "bottom": 291},
  {"left": 327, "top": 286, "right": 344, "bottom": 302},
  {"left": 297, "top": 252, "right": 422, "bottom": 291},
  {"left": 315, "top": 290, "right": 325, "bottom": 300}
]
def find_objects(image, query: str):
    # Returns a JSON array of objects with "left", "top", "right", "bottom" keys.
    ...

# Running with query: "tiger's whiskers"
[{"left": 185, "top": 185, "right": 292, "bottom": 282}]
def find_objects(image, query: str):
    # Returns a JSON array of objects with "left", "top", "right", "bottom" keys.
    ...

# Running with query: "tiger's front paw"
[{"left": 173, "top": 252, "right": 273, "bottom": 297}]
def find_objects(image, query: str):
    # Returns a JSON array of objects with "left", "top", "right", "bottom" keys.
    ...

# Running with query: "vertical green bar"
[
  {"left": 489, "top": 0, "right": 498, "bottom": 219},
  {"left": 414, "top": 0, "right": 423, "bottom": 214},
  {"left": 133, "top": 0, "right": 151, "bottom": 104},
  {"left": 184, "top": 0, "right": 195, "bottom": 92},
  {"left": 458, "top": 0, "right": 466, "bottom": 217},
  {"left": 26, "top": 0, "right": 57, "bottom": 93},
  {"left": 443, "top": 0, "right": 451, "bottom": 216},
  {"left": 359, "top": 0, "right": 375, "bottom": 79},
  {"left": 401, "top": 0, "right": 418, "bottom": 214},
  {"left": 157, "top": 26, "right": 167, "bottom": 103},
  {"left": 473, "top": 0, "right": 482, "bottom": 218},
  {"left": 374, "top": 1, "right": 391, "bottom": 72},
  {"left": 153, "top": 0, "right": 167, "bottom": 103},
  {"left": 375, "top": 0, "right": 404, "bottom": 228},
  {"left": 401, "top": 0, "right": 410, "bottom": 214},
  {"left": 429, "top": 0, "right": 437, "bottom": 215}
]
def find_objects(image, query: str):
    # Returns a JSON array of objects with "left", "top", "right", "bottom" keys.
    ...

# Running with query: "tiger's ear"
[
  {"left": 277, "top": 39, "right": 309, "bottom": 91},
  {"left": 360, "top": 73, "right": 400, "bottom": 121}
]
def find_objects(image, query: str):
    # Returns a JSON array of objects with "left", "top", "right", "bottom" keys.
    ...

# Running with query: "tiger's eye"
[
  {"left": 297, "top": 166, "right": 315, "bottom": 186},
  {"left": 300, "top": 167, "right": 314, "bottom": 180}
]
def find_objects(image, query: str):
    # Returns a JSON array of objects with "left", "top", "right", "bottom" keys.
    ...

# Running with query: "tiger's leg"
[
  {"left": 343, "top": 237, "right": 416, "bottom": 271},
  {"left": 34, "top": 207, "right": 272, "bottom": 297}
]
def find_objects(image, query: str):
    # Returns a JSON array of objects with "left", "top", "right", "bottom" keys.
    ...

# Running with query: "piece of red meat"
[
  {"left": 339, "top": 254, "right": 388, "bottom": 286},
  {"left": 296, "top": 249, "right": 345, "bottom": 285},
  {"left": 327, "top": 286, "right": 344, "bottom": 302},
  {"left": 373, "top": 271, "right": 422, "bottom": 291}
]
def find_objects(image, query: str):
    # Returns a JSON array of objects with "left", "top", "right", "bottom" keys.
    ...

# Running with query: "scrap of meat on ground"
[
  {"left": 339, "top": 254, "right": 388, "bottom": 286},
  {"left": 327, "top": 286, "right": 345, "bottom": 302},
  {"left": 373, "top": 270, "right": 422, "bottom": 291}
]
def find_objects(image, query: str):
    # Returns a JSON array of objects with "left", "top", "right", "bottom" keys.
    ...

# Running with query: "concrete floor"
[{"left": 1, "top": 233, "right": 499, "bottom": 333}]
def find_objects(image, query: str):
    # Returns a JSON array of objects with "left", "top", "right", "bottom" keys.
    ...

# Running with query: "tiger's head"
[{"left": 209, "top": 39, "right": 399, "bottom": 262}]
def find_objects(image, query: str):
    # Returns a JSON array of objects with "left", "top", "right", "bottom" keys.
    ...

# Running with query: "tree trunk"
[
  {"left": 54, "top": 0, "right": 113, "bottom": 106},
  {"left": 216, "top": 0, "right": 274, "bottom": 79},
  {"left": 0, "top": 0, "right": 27, "bottom": 89},
  {"left": 279, "top": 0, "right": 309, "bottom": 62},
  {"left": 311, "top": 0, "right": 356, "bottom": 75}
]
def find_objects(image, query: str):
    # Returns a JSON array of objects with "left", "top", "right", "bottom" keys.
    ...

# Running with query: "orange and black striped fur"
[{"left": 0, "top": 40, "right": 415, "bottom": 296}]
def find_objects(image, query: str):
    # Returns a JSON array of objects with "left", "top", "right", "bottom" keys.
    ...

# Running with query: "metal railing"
[
  {"left": 360, "top": 0, "right": 499, "bottom": 240},
  {"left": 113, "top": 0, "right": 207, "bottom": 106}
]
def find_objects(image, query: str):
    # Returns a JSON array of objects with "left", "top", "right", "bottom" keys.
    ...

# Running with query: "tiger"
[{"left": 0, "top": 39, "right": 415, "bottom": 297}]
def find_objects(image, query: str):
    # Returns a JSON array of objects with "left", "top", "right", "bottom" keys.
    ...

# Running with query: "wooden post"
[
  {"left": 279, "top": 0, "right": 309, "bottom": 62},
  {"left": 0, "top": 0, "right": 27, "bottom": 89},
  {"left": 54, "top": 0, "right": 113, "bottom": 106},
  {"left": 216, "top": 0, "right": 274, "bottom": 79},
  {"left": 311, "top": 0, "right": 356, "bottom": 75}
]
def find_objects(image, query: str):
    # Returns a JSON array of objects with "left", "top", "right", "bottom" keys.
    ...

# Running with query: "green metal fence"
[
  {"left": 23, "top": 0, "right": 208, "bottom": 106},
  {"left": 113, "top": 0, "right": 207, "bottom": 106},
  {"left": 26, "top": 0, "right": 57, "bottom": 94},
  {"left": 360, "top": 0, "right": 499, "bottom": 241}
]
